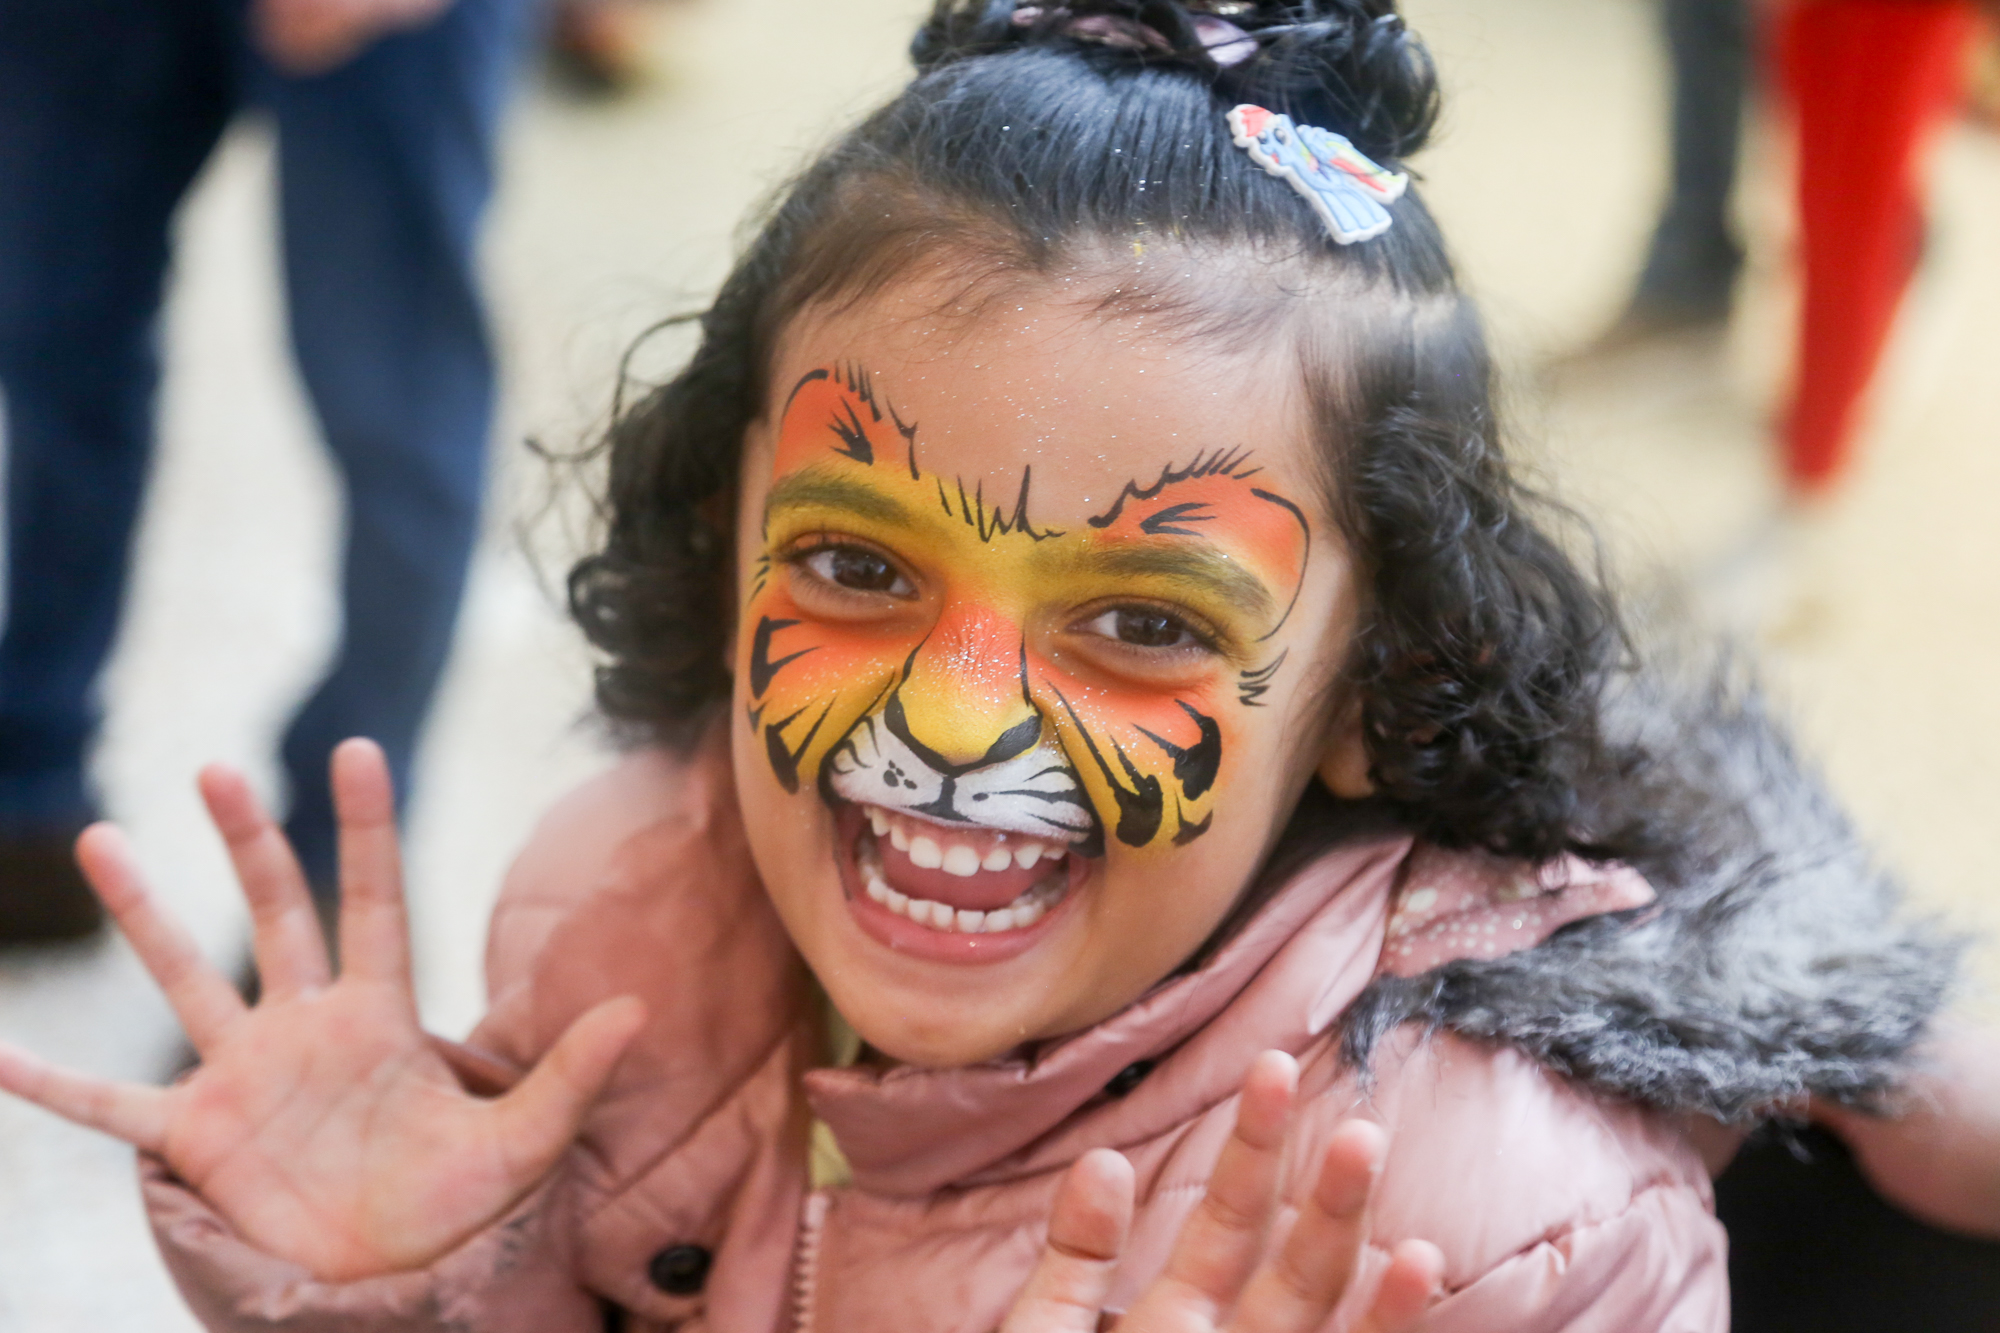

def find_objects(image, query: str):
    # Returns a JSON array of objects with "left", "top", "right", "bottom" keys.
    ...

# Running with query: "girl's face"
[{"left": 731, "top": 269, "right": 1362, "bottom": 1067}]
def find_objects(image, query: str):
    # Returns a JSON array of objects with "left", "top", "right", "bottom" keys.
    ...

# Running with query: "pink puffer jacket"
[{"left": 143, "top": 734, "right": 1727, "bottom": 1332}]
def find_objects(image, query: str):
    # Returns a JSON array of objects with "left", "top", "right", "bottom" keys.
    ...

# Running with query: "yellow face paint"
[{"left": 739, "top": 363, "right": 1310, "bottom": 855}]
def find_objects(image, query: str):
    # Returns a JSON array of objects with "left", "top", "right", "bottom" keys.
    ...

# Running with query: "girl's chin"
[{"left": 830, "top": 802, "right": 1091, "bottom": 967}]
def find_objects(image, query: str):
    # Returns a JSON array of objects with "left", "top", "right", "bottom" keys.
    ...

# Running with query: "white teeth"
[
  {"left": 867, "top": 876, "right": 1065, "bottom": 935},
  {"left": 859, "top": 808, "right": 1072, "bottom": 936},
  {"left": 865, "top": 808, "right": 1071, "bottom": 874}
]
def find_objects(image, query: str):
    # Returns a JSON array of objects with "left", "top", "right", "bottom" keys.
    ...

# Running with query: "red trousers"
[{"left": 1775, "top": 0, "right": 1976, "bottom": 490}]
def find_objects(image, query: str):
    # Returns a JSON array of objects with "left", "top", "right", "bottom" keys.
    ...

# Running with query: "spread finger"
[
  {"left": 199, "top": 764, "right": 330, "bottom": 998},
  {"left": 1131, "top": 1050, "right": 1299, "bottom": 1322},
  {"left": 328, "top": 739, "right": 414, "bottom": 997},
  {"left": 1232, "top": 1118, "right": 1386, "bottom": 1331},
  {"left": 1001, "top": 1149, "right": 1134, "bottom": 1333},
  {"left": 1356, "top": 1240, "right": 1443, "bottom": 1333},
  {"left": 76, "top": 824, "right": 245, "bottom": 1054},
  {"left": 0, "top": 1040, "right": 168, "bottom": 1152}
]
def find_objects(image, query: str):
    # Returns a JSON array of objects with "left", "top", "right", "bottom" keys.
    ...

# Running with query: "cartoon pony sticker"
[{"left": 1226, "top": 103, "right": 1408, "bottom": 245}]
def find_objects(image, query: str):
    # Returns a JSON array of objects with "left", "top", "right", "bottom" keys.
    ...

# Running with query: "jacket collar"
[{"left": 803, "top": 835, "right": 1412, "bottom": 1196}]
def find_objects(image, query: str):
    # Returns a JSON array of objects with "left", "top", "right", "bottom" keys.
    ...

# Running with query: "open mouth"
[{"left": 850, "top": 804, "right": 1081, "bottom": 936}]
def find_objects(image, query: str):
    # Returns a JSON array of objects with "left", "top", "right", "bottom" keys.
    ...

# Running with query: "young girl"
[{"left": 0, "top": 2, "right": 1963, "bottom": 1329}]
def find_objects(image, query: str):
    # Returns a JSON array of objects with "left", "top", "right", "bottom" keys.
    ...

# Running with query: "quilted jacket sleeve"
[
  {"left": 141, "top": 1161, "right": 605, "bottom": 1333},
  {"left": 1408, "top": 1180, "right": 1728, "bottom": 1333}
]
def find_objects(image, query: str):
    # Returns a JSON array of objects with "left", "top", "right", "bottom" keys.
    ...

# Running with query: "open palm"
[{"left": 0, "top": 740, "right": 643, "bottom": 1282}]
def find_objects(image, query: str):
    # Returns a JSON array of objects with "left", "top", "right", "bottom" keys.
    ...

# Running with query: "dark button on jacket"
[
  {"left": 1104, "top": 1060, "right": 1156, "bottom": 1099},
  {"left": 647, "top": 1244, "right": 713, "bottom": 1296}
]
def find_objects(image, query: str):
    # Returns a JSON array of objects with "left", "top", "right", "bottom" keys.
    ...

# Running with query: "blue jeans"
[{"left": 0, "top": 0, "right": 531, "bottom": 888}]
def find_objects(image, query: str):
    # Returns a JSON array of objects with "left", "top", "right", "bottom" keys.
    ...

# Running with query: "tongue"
[{"left": 877, "top": 838, "right": 1057, "bottom": 912}]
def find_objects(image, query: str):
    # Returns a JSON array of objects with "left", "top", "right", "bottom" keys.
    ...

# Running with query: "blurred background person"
[
  {"left": 1592, "top": 0, "right": 1987, "bottom": 495},
  {"left": 1775, "top": 0, "right": 1979, "bottom": 489},
  {"left": 1583, "top": 5, "right": 2000, "bottom": 1325},
  {"left": 0, "top": 0, "right": 536, "bottom": 945},
  {"left": 1611, "top": 0, "right": 1756, "bottom": 341}
]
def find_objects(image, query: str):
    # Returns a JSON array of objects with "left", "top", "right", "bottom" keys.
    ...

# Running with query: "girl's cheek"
[
  {"left": 1028, "top": 653, "right": 1231, "bottom": 854},
  {"left": 737, "top": 583, "right": 915, "bottom": 795}
]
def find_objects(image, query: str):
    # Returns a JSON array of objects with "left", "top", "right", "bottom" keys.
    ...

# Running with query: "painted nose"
[{"left": 889, "top": 603, "right": 1041, "bottom": 772}]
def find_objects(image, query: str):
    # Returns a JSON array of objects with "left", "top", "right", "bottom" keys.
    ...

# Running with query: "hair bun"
[
  {"left": 1227, "top": 2, "right": 1439, "bottom": 161},
  {"left": 910, "top": 1, "right": 1439, "bottom": 163}
]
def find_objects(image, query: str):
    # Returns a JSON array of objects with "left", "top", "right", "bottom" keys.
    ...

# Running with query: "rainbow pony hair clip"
[{"left": 1226, "top": 104, "right": 1409, "bottom": 245}]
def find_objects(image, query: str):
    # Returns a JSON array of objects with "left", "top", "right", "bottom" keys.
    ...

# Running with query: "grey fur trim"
[{"left": 1341, "top": 665, "right": 1964, "bottom": 1123}]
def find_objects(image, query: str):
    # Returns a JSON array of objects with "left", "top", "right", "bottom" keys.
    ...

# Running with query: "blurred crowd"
[
  {"left": 0, "top": 0, "right": 691, "bottom": 951},
  {"left": 1591, "top": 0, "right": 1993, "bottom": 492}
]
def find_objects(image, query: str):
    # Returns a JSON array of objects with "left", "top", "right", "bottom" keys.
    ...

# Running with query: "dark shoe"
[
  {"left": 1628, "top": 217, "right": 1743, "bottom": 325},
  {"left": 0, "top": 829, "right": 104, "bottom": 945},
  {"left": 543, "top": 0, "right": 659, "bottom": 99},
  {"left": 1550, "top": 224, "right": 1741, "bottom": 368},
  {"left": 1541, "top": 293, "right": 1732, "bottom": 387}
]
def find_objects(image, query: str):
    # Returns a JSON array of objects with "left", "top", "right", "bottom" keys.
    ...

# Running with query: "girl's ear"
[{"left": 1316, "top": 707, "right": 1374, "bottom": 799}]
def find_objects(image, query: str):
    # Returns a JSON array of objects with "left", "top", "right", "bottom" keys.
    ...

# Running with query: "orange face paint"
[{"left": 740, "top": 363, "right": 1310, "bottom": 854}]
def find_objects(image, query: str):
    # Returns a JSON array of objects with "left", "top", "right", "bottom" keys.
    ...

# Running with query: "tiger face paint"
[
  {"left": 749, "top": 366, "right": 1310, "bottom": 850},
  {"left": 731, "top": 270, "right": 1363, "bottom": 1067}
]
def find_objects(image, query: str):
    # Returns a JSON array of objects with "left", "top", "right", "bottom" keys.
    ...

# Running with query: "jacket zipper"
[{"left": 790, "top": 1189, "right": 831, "bottom": 1333}]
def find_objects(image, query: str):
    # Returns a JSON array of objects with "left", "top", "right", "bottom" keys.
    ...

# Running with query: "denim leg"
[
  {"left": 1633, "top": 0, "right": 1752, "bottom": 318},
  {"left": 261, "top": 0, "right": 531, "bottom": 889},
  {"left": 0, "top": 0, "right": 236, "bottom": 831}
]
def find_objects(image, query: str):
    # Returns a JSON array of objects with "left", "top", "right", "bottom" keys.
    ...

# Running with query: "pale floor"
[{"left": 2, "top": 0, "right": 1997, "bottom": 1324}]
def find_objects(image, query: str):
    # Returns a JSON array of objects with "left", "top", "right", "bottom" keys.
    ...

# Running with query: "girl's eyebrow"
[
  {"left": 1073, "top": 545, "right": 1275, "bottom": 620},
  {"left": 763, "top": 470, "right": 1276, "bottom": 618},
  {"left": 765, "top": 469, "right": 918, "bottom": 529}
]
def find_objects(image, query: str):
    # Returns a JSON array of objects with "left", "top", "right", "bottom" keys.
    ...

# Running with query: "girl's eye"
[
  {"left": 1082, "top": 606, "right": 1203, "bottom": 650},
  {"left": 799, "top": 545, "right": 914, "bottom": 597}
]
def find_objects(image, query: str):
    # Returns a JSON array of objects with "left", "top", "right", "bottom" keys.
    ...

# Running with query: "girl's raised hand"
[
  {"left": 1003, "top": 1051, "right": 1443, "bottom": 1333},
  {"left": 0, "top": 740, "right": 645, "bottom": 1282}
]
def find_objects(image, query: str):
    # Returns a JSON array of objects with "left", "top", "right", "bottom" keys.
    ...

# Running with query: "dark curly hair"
[{"left": 570, "top": 0, "right": 1650, "bottom": 866}]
